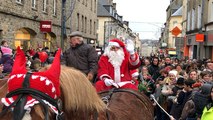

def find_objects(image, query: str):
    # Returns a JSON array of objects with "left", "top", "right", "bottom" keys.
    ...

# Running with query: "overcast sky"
[{"left": 113, "top": 0, "right": 170, "bottom": 40}]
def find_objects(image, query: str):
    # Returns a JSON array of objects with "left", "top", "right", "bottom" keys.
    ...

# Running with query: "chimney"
[{"left": 113, "top": 3, "right": 116, "bottom": 10}]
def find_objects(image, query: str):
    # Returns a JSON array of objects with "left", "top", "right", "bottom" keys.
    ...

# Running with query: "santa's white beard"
[{"left": 104, "top": 47, "right": 125, "bottom": 67}]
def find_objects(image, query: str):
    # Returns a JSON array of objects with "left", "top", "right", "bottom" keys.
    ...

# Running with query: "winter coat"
[
  {"left": 62, "top": 42, "right": 98, "bottom": 75},
  {"left": 201, "top": 105, "right": 213, "bottom": 120},
  {"left": 1, "top": 55, "right": 13, "bottom": 73}
]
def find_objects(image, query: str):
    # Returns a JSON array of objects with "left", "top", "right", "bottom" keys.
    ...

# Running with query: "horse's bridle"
[{"left": 0, "top": 72, "right": 64, "bottom": 120}]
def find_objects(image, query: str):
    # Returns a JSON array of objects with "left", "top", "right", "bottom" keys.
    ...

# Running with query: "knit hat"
[
  {"left": 131, "top": 69, "right": 139, "bottom": 78},
  {"left": 1, "top": 47, "right": 61, "bottom": 114},
  {"left": 169, "top": 70, "right": 178, "bottom": 77}
]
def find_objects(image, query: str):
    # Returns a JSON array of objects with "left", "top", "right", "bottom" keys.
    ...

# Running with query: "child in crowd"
[{"left": 138, "top": 72, "right": 155, "bottom": 96}]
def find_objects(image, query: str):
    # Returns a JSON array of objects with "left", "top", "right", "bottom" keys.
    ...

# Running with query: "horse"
[
  {"left": 0, "top": 65, "right": 154, "bottom": 120},
  {"left": 0, "top": 47, "right": 153, "bottom": 120},
  {"left": 98, "top": 88, "right": 154, "bottom": 120},
  {"left": 0, "top": 66, "right": 154, "bottom": 120},
  {"left": 0, "top": 65, "right": 106, "bottom": 120}
]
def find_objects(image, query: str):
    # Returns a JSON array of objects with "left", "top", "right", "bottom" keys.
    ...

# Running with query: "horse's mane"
[{"left": 40, "top": 65, "right": 105, "bottom": 112}]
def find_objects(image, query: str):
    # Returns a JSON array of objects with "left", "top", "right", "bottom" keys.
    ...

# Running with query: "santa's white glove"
[
  {"left": 126, "top": 39, "right": 135, "bottom": 55},
  {"left": 104, "top": 78, "right": 119, "bottom": 88}
]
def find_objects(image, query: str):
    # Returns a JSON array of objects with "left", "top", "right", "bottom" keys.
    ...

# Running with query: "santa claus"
[{"left": 95, "top": 39, "right": 141, "bottom": 92}]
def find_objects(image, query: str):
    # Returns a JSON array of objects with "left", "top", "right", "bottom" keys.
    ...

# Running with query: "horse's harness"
[
  {"left": 0, "top": 72, "right": 64, "bottom": 120},
  {"left": 99, "top": 88, "right": 149, "bottom": 120}
]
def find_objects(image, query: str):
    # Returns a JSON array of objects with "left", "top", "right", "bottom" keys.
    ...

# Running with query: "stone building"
[
  {"left": 0, "top": 0, "right": 98, "bottom": 51},
  {"left": 185, "top": 0, "right": 213, "bottom": 60}
]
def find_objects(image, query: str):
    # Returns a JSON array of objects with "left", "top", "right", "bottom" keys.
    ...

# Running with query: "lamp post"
[{"left": 61, "top": 0, "right": 66, "bottom": 50}]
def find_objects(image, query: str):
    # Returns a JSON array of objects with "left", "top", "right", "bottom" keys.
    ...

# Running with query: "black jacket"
[{"left": 62, "top": 42, "right": 98, "bottom": 75}]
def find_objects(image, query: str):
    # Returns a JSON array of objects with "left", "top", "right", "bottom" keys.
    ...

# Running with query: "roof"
[
  {"left": 99, "top": 0, "right": 112, "bottom": 5},
  {"left": 172, "top": 6, "right": 182, "bottom": 16},
  {"left": 97, "top": 2, "right": 112, "bottom": 17}
]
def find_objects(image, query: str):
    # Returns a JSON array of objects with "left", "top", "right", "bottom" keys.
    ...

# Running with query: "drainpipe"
[
  {"left": 61, "top": 0, "right": 66, "bottom": 51},
  {"left": 198, "top": 0, "right": 205, "bottom": 59}
]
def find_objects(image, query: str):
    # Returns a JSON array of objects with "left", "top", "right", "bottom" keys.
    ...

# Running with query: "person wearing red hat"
[{"left": 95, "top": 39, "right": 141, "bottom": 92}]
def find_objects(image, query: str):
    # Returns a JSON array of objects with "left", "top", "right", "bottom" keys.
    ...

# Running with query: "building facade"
[
  {"left": 161, "top": 0, "right": 213, "bottom": 60},
  {"left": 0, "top": 0, "right": 98, "bottom": 51},
  {"left": 70, "top": 0, "right": 98, "bottom": 48},
  {"left": 185, "top": 0, "right": 213, "bottom": 60},
  {"left": 97, "top": 0, "right": 139, "bottom": 52},
  {"left": 160, "top": 0, "right": 183, "bottom": 58}
]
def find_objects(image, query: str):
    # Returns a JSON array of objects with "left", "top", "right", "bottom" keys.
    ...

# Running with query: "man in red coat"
[{"left": 95, "top": 39, "right": 141, "bottom": 92}]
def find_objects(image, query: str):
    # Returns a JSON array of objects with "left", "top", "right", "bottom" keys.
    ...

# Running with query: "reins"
[{"left": 0, "top": 81, "right": 7, "bottom": 91}]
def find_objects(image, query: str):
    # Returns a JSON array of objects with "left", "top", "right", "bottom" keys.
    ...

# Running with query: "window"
[
  {"left": 53, "top": 0, "right": 57, "bottom": 15},
  {"left": 191, "top": 8, "right": 195, "bottom": 30},
  {"left": 90, "top": 20, "right": 92, "bottom": 34},
  {"left": 187, "top": 11, "right": 191, "bottom": 31},
  {"left": 85, "top": 0, "right": 87, "bottom": 6},
  {"left": 211, "top": 2, "right": 213, "bottom": 22},
  {"left": 32, "top": 0, "right": 37, "bottom": 9},
  {"left": 77, "top": 13, "right": 80, "bottom": 31},
  {"left": 42, "top": 0, "right": 47, "bottom": 12},
  {"left": 82, "top": 15, "right": 84, "bottom": 32},
  {"left": 16, "top": 0, "right": 23, "bottom": 4},
  {"left": 173, "top": 21, "right": 177, "bottom": 27},
  {"left": 90, "top": 0, "right": 93, "bottom": 10},
  {"left": 197, "top": 5, "right": 201, "bottom": 28},
  {"left": 85, "top": 17, "right": 87, "bottom": 33},
  {"left": 94, "top": 0, "right": 96, "bottom": 13},
  {"left": 93, "top": 21, "right": 96, "bottom": 35}
]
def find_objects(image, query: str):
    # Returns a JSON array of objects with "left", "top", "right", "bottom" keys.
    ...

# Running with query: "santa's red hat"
[{"left": 108, "top": 39, "right": 125, "bottom": 48}]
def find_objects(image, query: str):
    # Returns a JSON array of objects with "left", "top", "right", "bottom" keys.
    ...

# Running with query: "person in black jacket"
[
  {"left": 148, "top": 57, "right": 160, "bottom": 81},
  {"left": 170, "top": 78, "right": 195, "bottom": 120},
  {"left": 62, "top": 31, "right": 98, "bottom": 82}
]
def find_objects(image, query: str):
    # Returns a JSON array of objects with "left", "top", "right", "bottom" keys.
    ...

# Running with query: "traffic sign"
[{"left": 171, "top": 26, "right": 181, "bottom": 37}]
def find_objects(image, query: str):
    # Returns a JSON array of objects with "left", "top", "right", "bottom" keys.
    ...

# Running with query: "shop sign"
[
  {"left": 40, "top": 21, "right": 52, "bottom": 32},
  {"left": 196, "top": 34, "right": 204, "bottom": 42},
  {"left": 207, "top": 34, "right": 213, "bottom": 42},
  {"left": 168, "top": 51, "right": 176, "bottom": 55}
]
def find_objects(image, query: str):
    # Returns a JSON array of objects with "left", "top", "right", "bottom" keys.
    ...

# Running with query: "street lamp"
[{"left": 61, "top": 0, "right": 66, "bottom": 50}]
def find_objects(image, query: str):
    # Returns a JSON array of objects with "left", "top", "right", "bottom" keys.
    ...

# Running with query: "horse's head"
[{"left": 0, "top": 47, "right": 63, "bottom": 120}]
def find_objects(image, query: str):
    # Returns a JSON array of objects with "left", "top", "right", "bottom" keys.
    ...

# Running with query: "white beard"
[{"left": 104, "top": 46, "right": 125, "bottom": 67}]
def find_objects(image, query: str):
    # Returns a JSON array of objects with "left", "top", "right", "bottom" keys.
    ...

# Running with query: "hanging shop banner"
[
  {"left": 40, "top": 21, "right": 52, "bottom": 32},
  {"left": 196, "top": 34, "right": 204, "bottom": 42}
]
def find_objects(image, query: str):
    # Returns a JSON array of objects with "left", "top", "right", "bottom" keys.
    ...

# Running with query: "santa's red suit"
[{"left": 95, "top": 39, "right": 141, "bottom": 92}]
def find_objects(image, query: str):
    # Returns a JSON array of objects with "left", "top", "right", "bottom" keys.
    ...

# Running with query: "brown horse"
[
  {"left": 0, "top": 66, "right": 153, "bottom": 120},
  {"left": 98, "top": 88, "right": 154, "bottom": 120}
]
